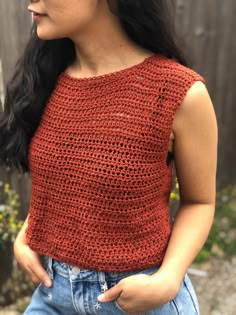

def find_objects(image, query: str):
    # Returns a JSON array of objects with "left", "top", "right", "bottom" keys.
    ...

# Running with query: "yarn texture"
[{"left": 26, "top": 55, "right": 204, "bottom": 272}]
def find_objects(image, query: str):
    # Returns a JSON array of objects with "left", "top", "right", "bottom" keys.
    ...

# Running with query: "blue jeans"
[{"left": 24, "top": 257, "right": 199, "bottom": 315}]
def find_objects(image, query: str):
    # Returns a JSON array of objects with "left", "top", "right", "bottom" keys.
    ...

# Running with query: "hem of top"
[{"left": 26, "top": 243, "right": 164, "bottom": 273}]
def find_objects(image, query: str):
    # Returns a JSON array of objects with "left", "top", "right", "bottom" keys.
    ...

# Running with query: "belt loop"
[
  {"left": 46, "top": 256, "right": 54, "bottom": 280},
  {"left": 98, "top": 272, "right": 108, "bottom": 293}
]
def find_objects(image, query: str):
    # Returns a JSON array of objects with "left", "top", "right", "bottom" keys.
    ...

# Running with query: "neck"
[{"left": 67, "top": 6, "right": 152, "bottom": 77}]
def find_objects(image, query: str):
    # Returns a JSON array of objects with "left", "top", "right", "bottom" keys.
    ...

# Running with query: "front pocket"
[
  {"left": 170, "top": 299, "right": 181, "bottom": 315},
  {"left": 183, "top": 275, "right": 199, "bottom": 314},
  {"left": 114, "top": 299, "right": 145, "bottom": 315},
  {"left": 171, "top": 275, "right": 199, "bottom": 315},
  {"left": 114, "top": 299, "right": 130, "bottom": 315},
  {"left": 110, "top": 281, "right": 129, "bottom": 314},
  {"left": 110, "top": 281, "right": 141, "bottom": 315}
]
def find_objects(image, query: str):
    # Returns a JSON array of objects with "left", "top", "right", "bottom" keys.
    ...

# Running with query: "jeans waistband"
[{"left": 45, "top": 256, "right": 160, "bottom": 282}]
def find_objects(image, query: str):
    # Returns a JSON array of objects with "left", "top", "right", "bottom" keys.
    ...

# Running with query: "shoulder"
[
  {"left": 147, "top": 55, "right": 206, "bottom": 114},
  {"left": 173, "top": 80, "right": 217, "bottom": 137},
  {"left": 150, "top": 55, "right": 205, "bottom": 84}
]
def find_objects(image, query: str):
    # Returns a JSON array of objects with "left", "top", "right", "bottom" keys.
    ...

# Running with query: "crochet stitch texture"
[{"left": 26, "top": 55, "right": 204, "bottom": 272}]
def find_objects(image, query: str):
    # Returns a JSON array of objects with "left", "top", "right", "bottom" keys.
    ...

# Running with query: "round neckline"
[{"left": 60, "top": 54, "right": 159, "bottom": 83}]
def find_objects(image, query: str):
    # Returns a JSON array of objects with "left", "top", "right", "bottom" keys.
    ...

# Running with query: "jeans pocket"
[
  {"left": 170, "top": 299, "right": 182, "bottom": 315},
  {"left": 43, "top": 256, "right": 54, "bottom": 280},
  {"left": 114, "top": 299, "right": 144, "bottom": 315},
  {"left": 37, "top": 282, "right": 44, "bottom": 291},
  {"left": 169, "top": 275, "right": 199, "bottom": 315},
  {"left": 114, "top": 299, "right": 130, "bottom": 315},
  {"left": 183, "top": 275, "right": 199, "bottom": 314},
  {"left": 111, "top": 281, "right": 145, "bottom": 315}
]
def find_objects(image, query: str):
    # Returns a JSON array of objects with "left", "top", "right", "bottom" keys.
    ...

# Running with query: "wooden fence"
[
  {"left": 0, "top": 0, "right": 236, "bottom": 218},
  {"left": 175, "top": 0, "right": 236, "bottom": 188},
  {"left": 0, "top": 0, "right": 32, "bottom": 217}
]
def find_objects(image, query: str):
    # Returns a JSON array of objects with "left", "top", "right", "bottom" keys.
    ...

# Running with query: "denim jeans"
[{"left": 24, "top": 256, "right": 199, "bottom": 315}]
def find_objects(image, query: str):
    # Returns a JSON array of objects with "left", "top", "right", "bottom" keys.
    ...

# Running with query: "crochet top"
[{"left": 26, "top": 54, "right": 204, "bottom": 272}]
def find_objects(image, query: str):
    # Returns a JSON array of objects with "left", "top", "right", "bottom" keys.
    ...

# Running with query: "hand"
[
  {"left": 97, "top": 271, "right": 180, "bottom": 314},
  {"left": 13, "top": 222, "right": 52, "bottom": 288}
]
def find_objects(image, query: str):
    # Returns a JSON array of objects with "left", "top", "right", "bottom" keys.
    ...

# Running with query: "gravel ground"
[
  {"left": 190, "top": 257, "right": 236, "bottom": 315},
  {"left": 0, "top": 257, "right": 235, "bottom": 315}
]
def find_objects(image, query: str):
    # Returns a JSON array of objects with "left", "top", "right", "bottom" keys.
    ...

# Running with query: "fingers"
[
  {"left": 28, "top": 262, "right": 52, "bottom": 287},
  {"left": 97, "top": 281, "right": 122, "bottom": 302},
  {"left": 14, "top": 236, "right": 52, "bottom": 288}
]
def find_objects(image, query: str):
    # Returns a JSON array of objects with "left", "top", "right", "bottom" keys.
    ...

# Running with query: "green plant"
[
  {"left": 16, "top": 296, "right": 31, "bottom": 313},
  {"left": 170, "top": 178, "right": 180, "bottom": 204},
  {"left": 195, "top": 186, "right": 236, "bottom": 262},
  {"left": 0, "top": 181, "right": 23, "bottom": 248}
]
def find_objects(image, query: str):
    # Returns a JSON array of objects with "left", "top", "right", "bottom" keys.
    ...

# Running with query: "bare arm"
[{"left": 151, "top": 81, "right": 217, "bottom": 285}]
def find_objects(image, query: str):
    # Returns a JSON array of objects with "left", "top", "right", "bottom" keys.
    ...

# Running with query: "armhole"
[{"left": 165, "top": 71, "right": 205, "bottom": 166}]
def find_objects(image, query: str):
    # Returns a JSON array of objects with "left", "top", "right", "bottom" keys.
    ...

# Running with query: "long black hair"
[{"left": 0, "top": 0, "right": 186, "bottom": 173}]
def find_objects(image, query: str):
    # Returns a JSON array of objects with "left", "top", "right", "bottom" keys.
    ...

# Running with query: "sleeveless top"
[{"left": 26, "top": 54, "right": 204, "bottom": 272}]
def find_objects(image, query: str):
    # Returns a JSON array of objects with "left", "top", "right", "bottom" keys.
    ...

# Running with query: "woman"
[{"left": 0, "top": 0, "right": 217, "bottom": 314}]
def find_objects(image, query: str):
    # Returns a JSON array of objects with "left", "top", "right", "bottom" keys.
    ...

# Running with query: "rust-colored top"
[{"left": 26, "top": 55, "right": 204, "bottom": 272}]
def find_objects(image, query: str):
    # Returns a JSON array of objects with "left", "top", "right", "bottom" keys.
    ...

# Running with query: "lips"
[
  {"left": 28, "top": 7, "right": 48, "bottom": 16},
  {"left": 31, "top": 11, "right": 47, "bottom": 16},
  {"left": 34, "top": 13, "right": 47, "bottom": 16}
]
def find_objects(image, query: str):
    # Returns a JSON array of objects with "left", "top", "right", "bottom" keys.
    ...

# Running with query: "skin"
[
  {"left": 15, "top": 0, "right": 218, "bottom": 313},
  {"left": 28, "top": 0, "right": 153, "bottom": 77}
]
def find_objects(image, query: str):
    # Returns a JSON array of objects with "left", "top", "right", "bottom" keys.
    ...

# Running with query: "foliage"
[
  {"left": 0, "top": 181, "right": 23, "bottom": 248},
  {"left": 0, "top": 181, "right": 33, "bottom": 308},
  {"left": 170, "top": 177, "right": 180, "bottom": 217},
  {"left": 170, "top": 177, "right": 180, "bottom": 204},
  {"left": 16, "top": 296, "right": 31, "bottom": 313},
  {"left": 195, "top": 185, "right": 236, "bottom": 262}
]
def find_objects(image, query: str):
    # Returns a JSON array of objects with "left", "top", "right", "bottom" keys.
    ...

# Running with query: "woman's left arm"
[
  {"left": 151, "top": 81, "right": 218, "bottom": 285},
  {"left": 98, "top": 81, "right": 218, "bottom": 312}
]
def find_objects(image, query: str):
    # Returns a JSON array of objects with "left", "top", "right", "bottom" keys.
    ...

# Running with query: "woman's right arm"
[{"left": 14, "top": 215, "right": 52, "bottom": 287}]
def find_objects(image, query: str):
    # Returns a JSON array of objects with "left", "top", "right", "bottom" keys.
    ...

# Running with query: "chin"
[{"left": 36, "top": 28, "right": 64, "bottom": 41}]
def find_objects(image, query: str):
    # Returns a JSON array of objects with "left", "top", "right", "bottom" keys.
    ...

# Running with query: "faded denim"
[{"left": 24, "top": 257, "right": 199, "bottom": 315}]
